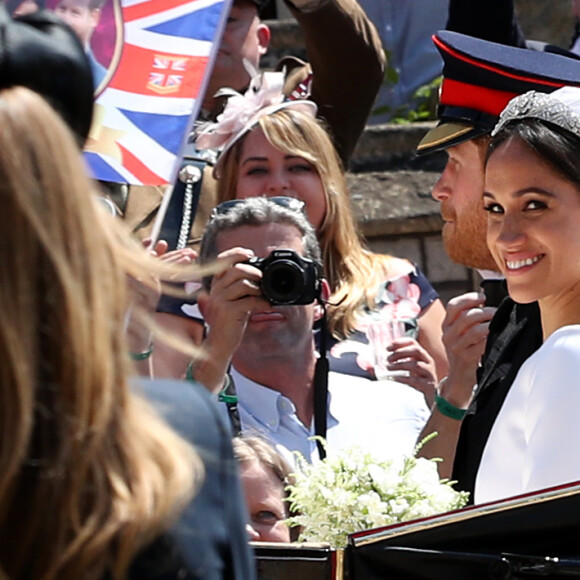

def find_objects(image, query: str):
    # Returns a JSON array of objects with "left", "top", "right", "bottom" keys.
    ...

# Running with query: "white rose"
[{"left": 368, "top": 463, "right": 400, "bottom": 496}]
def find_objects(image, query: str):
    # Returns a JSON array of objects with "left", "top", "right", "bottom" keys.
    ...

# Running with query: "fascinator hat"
[
  {"left": 492, "top": 86, "right": 580, "bottom": 139},
  {"left": 196, "top": 66, "right": 317, "bottom": 178}
]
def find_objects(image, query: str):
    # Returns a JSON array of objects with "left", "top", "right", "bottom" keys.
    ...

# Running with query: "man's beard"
[{"left": 442, "top": 213, "right": 498, "bottom": 271}]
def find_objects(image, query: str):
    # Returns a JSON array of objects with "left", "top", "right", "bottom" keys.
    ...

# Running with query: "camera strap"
[
  {"left": 313, "top": 310, "right": 329, "bottom": 461},
  {"left": 219, "top": 372, "right": 242, "bottom": 437}
]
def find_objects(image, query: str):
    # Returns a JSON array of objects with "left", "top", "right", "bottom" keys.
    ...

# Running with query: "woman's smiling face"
[
  {"left": 485, "top": 137, "right": 580, "bottom": 305},
  {"left": 234, "top": 127, "right": 327, "bottom": 229}
]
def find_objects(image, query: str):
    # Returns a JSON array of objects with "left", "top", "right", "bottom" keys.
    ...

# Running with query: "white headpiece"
[{"left": 492, "top": 87, "right": 580, "bottom": 138}]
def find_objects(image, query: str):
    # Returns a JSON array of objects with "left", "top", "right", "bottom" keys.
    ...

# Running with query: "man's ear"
[
  {"left": 313, "top": 278, "right": 330, "bottom": 322},
  {"left": 256, "top": 22, "right": 270, "bottom": 57}
]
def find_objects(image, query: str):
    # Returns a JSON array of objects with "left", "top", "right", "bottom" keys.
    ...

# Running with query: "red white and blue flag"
[{"left": 84, "top": 0, "right": 231, "bottom": 185}]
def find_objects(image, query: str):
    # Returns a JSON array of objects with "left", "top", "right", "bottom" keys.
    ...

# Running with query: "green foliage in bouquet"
[{"left": 285, "top": 436, "right": 468, "bottom": 548}]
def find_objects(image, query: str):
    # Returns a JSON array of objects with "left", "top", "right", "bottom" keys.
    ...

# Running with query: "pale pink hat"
[{"left": 196, "top": 68, "right": 317, "bottom": 178}]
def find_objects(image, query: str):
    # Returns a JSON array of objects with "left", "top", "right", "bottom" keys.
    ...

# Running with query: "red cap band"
[{"left": 439, "top": 78, "right": 519, "bottom": 117}]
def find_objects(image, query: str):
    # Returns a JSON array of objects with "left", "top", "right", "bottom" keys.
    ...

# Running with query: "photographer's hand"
[{"left": 194, "top": 247, "right": 270, "bottom": 393}]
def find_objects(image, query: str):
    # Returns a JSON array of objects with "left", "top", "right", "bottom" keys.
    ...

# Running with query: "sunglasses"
[{"left": 210, "top": 196, "right": 306, "bottom": 220}]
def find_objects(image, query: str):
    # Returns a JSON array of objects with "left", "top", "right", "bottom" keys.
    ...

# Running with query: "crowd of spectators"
[{"left": 5, "top": 0, "right": 580, "bottom": 578}]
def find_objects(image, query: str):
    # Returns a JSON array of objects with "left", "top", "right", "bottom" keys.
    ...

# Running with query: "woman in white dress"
[{"left": 476, "top": 86, "right": 580, "bottom": 504}]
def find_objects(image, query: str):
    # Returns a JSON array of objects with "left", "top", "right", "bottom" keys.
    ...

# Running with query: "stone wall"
[{"left": 348, "top": 164, "right": 478, "bottom": 305}]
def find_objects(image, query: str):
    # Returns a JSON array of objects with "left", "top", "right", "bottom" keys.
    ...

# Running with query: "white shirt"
[
  {"left": 230, "top": 367, "right": 430, "bottom": 467},
  {"left": 475, "top": 325, "right": 580, "bottom": 504},
  {"left": 477, "top": 269, "right": 504, "bottom": 281}
]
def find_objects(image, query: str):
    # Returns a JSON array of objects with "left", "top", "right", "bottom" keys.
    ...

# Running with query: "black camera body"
[{"left": 247, "top": 249, "right": 322, "bottom": 305}]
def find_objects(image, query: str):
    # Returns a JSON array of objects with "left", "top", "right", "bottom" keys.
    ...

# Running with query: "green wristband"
[
  {"left": 185, "top": 360, "right": 195, "bottom": 382},
  {"left": 130, "top": 343, "right": 153, "bottom": 361},
  {"left": 435, "top": 392, "right": 467, "bottom": 421},
  {"left": 186, "top": 363, "right": 237, "bottom": 404}
]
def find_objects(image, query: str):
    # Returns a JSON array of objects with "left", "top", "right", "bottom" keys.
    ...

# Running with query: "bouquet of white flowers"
[{"left": 285, "top": 440, "right": 469, "bottom": 548}]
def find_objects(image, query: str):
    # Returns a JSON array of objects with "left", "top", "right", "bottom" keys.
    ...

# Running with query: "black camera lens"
[
  {"left": 262, "top": 260, "right": 304, "bottom": 304},
  {"left": 245, "top": 249, "right": 321, "bottom": 305}
]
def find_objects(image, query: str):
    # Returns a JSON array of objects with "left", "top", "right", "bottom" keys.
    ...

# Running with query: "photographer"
[{"left": 193, "top": 197, "right": 429, "bottom": 465}]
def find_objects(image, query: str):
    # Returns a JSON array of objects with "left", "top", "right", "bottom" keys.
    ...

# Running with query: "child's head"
[
  {"left": 233, "top": 436, "right": 296, "bottom": 542},
  {"left": 55, "top": 0, "right": 105, "bottom": 47}
]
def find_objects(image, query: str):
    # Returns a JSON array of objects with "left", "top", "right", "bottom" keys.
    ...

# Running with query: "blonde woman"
[
  {"left": 0, "top": 86, "right": 253, "bottom": 580},
  {"left": 195, "top": 75, "right": 447, "bottom": 403}
]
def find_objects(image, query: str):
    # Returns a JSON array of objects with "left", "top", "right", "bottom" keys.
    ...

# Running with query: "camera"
[{"left": 246, "top": 249, "right": 322, "bottom": 305}]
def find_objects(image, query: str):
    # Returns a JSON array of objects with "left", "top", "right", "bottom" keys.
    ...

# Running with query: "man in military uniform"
[{"left": 415, "top": 30, "right": 580, "bottom": 500}]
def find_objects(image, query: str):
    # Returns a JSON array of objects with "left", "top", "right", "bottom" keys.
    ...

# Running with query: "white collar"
[
  {"left": 230, "top": 366, "right": 338, "bottom": 430},
  {"left": 477, "top": 269, "right": 504, "bottom": 281},
  {"left": 231, "top": 367, "right": 295, "bottom": 432}
]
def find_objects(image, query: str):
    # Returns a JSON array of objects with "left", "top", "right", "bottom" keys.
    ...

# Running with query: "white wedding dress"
[{"left": 475, "top": 325, "right": 580, "bottom": 504}]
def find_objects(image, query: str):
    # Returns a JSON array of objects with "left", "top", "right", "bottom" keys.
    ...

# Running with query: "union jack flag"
[{"left": 84, "top": 0, "right": 231, "bottom": 185}]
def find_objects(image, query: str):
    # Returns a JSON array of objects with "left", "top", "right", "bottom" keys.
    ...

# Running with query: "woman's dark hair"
[{"left": 487, "top": 118, "right": 580, "bottom": 187}]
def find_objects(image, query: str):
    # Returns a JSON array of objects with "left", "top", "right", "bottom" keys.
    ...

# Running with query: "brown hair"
[{"left": 233, "top": 436, "right": 293, "bottom": 491}]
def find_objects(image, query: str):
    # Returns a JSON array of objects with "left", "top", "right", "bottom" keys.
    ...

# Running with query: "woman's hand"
[
  {"left": 143, "top": 237, "right": 198, "bottom": 264},
  {"left": 386, "top": 337, "right": 437, "bottom": 407}
]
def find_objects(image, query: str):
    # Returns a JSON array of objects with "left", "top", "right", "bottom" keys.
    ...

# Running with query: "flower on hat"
[
  {"left": 196, "top": 68, "right": 287, "bottom": 151},
  {"left": 195, "top": 61, "right": 317, "bottom": 177}
]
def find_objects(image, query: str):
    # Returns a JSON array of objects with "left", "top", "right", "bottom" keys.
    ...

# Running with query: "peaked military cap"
[
  {"left": 417, "top": 30, "right": 580, "bottom": 155},
  {"left": 0, "top": 4, "right": 94, "bottom": 144}
]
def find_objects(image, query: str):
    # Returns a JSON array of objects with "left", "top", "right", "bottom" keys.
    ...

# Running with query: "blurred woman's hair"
[
  {"left": 217, "top": 108, "right": 400, "bottom": 339},
  {"left": 0, "top": 86, "right": 201, "bottom": 580}
]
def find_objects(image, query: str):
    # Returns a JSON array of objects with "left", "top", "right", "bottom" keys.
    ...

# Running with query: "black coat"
[{"left": 452, "top": 299, "right": 543, "bottom": 501}]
